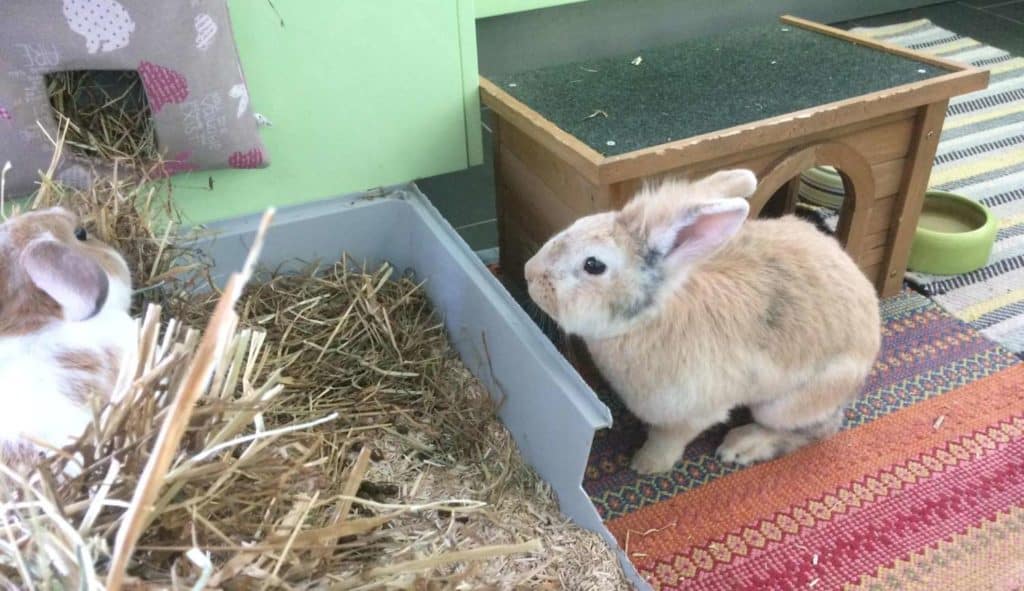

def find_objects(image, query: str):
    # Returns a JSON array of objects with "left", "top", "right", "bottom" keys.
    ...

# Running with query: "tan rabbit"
[
  {"left": 0, "top": 207, "right": 137, "bottom": 468},
  {"left": 524, "top": 169, "right": 881, "bottom": 474}
]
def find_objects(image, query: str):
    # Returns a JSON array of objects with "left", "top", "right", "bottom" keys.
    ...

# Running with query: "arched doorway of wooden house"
[{"left": 748, "top": 143, "right": 876, "bottom": 264}]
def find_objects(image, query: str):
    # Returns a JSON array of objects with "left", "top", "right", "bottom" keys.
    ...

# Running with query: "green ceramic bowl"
[
  {"left": 907, "top": 191, "right": 997, "bottom": 275},
  {"left": 799, "top": 166, "right": 846, "bottom": 209}
]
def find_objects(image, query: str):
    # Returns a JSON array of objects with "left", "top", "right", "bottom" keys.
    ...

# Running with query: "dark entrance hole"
[{"left": 45, "top": 70, "right": 157, "bottom": 162}]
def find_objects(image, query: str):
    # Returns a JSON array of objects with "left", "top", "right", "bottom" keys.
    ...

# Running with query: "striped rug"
[
  {"left": 801, "top": 19, "right": 1024, "bottom": 358},
  {"left": 582, "top": 290, "right": 1024, "bottom": 590}
]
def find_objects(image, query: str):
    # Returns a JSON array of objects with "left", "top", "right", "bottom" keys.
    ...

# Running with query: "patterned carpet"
[
  {"left": 583, "top": 290, "right": 1024, "bottom": 590},
  {"left": 802, "top": 20, "right": 1024, "bottom": 357}
]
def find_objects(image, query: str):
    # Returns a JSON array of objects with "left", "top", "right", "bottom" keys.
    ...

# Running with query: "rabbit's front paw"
[
  {"left": 630, "top": 438, "right": 683, "bottom": 474},
  {"left": 716, "top": 423, "right": 781, "bottom": 466},
  {"left": 630, "top": 448, "right": 677, "bottom": 474}
]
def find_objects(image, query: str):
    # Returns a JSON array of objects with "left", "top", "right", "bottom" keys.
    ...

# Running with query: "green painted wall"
[{"left": 169, "top": 0, "right": 481, "bottom": 224}]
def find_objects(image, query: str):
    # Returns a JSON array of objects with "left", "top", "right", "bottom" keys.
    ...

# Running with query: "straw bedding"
[{"left": 0, "top": 74, "right": 625, "bottom": 590}]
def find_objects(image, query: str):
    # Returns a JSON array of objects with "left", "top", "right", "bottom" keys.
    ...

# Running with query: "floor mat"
[
  {"left": 583, "top": 290, "right": 1023, "bottom": 590},
  {"left": 802, "top": 19, "right": 1024, "bottom": 357}
]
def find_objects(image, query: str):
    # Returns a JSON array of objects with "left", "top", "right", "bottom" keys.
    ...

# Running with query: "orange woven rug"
[{"left": 581, "top": 290, "right": 1024, "bottom": 590}]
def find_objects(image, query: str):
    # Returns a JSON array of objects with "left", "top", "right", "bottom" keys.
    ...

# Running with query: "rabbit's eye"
[
  {"left": 583, "top": 257, "right": 607, "bottom": 275},
  {"left": 74, "top": 227, "right": 88, "bottom": 241}
]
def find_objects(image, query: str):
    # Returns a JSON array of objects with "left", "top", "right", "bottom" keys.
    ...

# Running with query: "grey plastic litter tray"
[{"left": 192, "top": 184, "right": 648, "bottom": 590}]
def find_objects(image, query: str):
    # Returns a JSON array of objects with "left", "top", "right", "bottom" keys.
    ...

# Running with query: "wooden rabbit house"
[{"left": 481, "top": 16, "right": 988, "bottom": 297}]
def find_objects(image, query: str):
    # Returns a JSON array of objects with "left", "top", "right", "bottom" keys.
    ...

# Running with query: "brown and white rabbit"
[
  {"left": 0, "top": 207, "right": 137, "bottom": 467},
  {"left": 525, "top": 169, "right": 881, "bottom": 474}
]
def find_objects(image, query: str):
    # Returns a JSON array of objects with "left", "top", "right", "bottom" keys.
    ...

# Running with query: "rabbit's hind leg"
[
  {"left": 716, "top": 362, "right": 863, "bottom": 466},
  {"left": 715, "top": 409, "right": 843, "bottom": 466}
]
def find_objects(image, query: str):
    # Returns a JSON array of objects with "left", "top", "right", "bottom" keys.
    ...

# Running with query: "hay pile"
[{"left": 0, "top": 74, "right": 627, "bottom": 589}]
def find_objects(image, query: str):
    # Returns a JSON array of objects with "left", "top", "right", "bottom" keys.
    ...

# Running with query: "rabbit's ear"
[
  {"left": 21, "top": 239, "right": 109, "bottom": 321},
  {"left": 694, "top": 169, "right": 758, "bottom": 199},
  {"left": 648, "top": 198, "right": 750, "bottom": 265}
]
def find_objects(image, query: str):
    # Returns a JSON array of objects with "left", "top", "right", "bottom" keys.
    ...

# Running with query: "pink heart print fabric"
[{"left": 0, "top": 0, "right": 268, "bottom": 197}]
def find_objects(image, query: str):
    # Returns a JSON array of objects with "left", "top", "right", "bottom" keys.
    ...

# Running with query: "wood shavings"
[
  {"left": 583, "top": 109, "right": 608, "bottom": 121},
  {"left": 631, "top": 56, "right": 643, "bottom": 66},
  {"left": 933, "top": 415, "right": 946, "bottom": 430}
]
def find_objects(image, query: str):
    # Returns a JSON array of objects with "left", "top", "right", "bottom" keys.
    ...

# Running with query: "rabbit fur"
[
  {"left": 0, "top": 207, "right": 137, "bottom": 468},
  {"left": 524, "top": 169, "right": 881, "bottom": 474}
]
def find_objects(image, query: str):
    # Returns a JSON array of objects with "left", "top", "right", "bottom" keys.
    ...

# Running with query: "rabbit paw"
[
  {"left": 716, "top": 423, "right": 781, "bottom": 466},
  {"left": 630, "top": 441, "right": 681, "bottom": 474}
]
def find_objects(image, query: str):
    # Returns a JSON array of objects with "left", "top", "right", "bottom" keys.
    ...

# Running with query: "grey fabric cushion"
[{"left": 1, "top": 0, "right": 268, "bottom": 197}]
